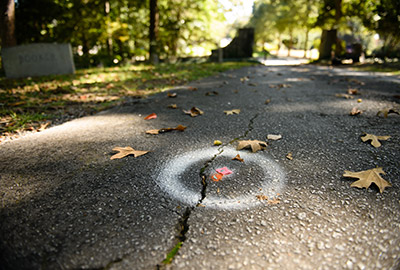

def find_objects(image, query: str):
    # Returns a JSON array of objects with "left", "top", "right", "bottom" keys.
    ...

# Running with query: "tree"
[
  {"left": 149, "top": 0, "right": 159, "bottom": 64},
  {"left": 315, "top": 0, "right": 343, "bottom": 60},
  {"left": 0, "top": 0, "right": 17, "bottom": 47}
]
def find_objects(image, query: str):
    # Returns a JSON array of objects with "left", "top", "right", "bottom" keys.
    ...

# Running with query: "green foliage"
[
  {"left": 162, "top": 242, "right": 182, "bottom": 264},
  {"left": 250, "top": 0, "right": 400, "bottom": 58},
  {"left": 13, "top": 0, "right": 226, "bottom": 66}
]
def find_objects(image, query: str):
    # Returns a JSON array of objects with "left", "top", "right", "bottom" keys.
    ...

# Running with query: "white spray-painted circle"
[{"left": 156, "top": 147, "right": 286, "bottom": 210}]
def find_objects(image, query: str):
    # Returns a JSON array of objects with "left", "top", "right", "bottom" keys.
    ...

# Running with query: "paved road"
[{"left": 1, "top": 63, "right": 399, "bottom": 270}]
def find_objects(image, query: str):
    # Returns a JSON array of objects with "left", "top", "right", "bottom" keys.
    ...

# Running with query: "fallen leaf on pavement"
[
  {"left": 248, "top": 83, "right": 257, "bottom": 86},
  {"left": 377, "top": 108, "right": 400, "bottom": 118},
  {"left": 232, "top": 154, "right": 244, "bottom": 162},
  {"left": 188, "top": 86, "right": 197, "bottom": 91},
  {"left": 335, "top": 93, "right": 354, "bottom": 99},
  {"left": 357, "top": 98, "right": 362, "bottom": 103},
  {"left": 183, "top": 107, "right": 203, "bottom": 117},
  {"left": 347, "top": 88, "right": 359, "bottom": 95},
  {"left": 350, "top": 107, "right": 362, "bottom": 116},
  {"left": 146, "top": 129, "right": 160, "bottom": 135},
  {"left": 38, "top": 122, "right": 50, "bottom": 132},
  {"left": 144, "top": 113, "right": 157, "bottom": 120},
  {"left": 286, "top": 152, "right": 293, "bottom": 160},
  {"left": 265, "top": 99, "right": 271, "bottom": 104},
  {"left": 268, "top": 197, "right": 280, "bottom": 205},
  {"left": 237, "top": 140, "right": 267, "bottom": 152},
  {"left": 343, "top": 167, "right": 391, "bottom": 193},
  {"left": 267, "top": 134, "right": 282, "bottom": 141},
  {"left": 168, "top": 104, "right": 178, "bottom": 109},
  {"left": 146, "top": 125, "right": 187, "bottom": 135},
  {"left": 205, "top": 91, "right": 219, "bottom": 96},
  {"left": 361, "top": 133, "right": 390, "bottom": 148},
  {"left": 269, "top": 83, "right": 291, "bottom": 89},
  {"left": 224, "top": 109, "right": 241, "bottom": 115},
  {"left": 214, "top": 140, "right": 222, "bottom": 146},
  {"left": 167, "top": 92, "right": 177, "bottom": 98},
  {"left": 256, "top": 195, "right": 268, "bottom": 200},
  {"left": 110, "top": 146, "right": 149, "bottom": 160},
  {"left": 240, "top": 76, "right": 249, "bottom": 82}
]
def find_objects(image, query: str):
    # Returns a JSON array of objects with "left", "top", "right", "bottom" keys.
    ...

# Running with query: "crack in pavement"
[{"left": 156, "top": 113, "right": 260, "bottom": 268}]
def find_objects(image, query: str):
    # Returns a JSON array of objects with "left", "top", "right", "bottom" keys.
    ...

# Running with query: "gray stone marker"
[{"left": 1, "top": 43, "right": 75, "bottom": 78}]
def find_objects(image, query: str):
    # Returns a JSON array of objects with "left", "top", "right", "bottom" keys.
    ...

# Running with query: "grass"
[
  {"left": 0, "top": 61, "right": 256, "bottom": 140},
  {"left": 162, "top": 242, "right": 182, "bottom": 264},
  {"left": 348, "top": 61, "right": 400, "bottom": 75}
]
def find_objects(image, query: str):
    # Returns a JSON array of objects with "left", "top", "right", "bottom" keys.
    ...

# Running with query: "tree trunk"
[
  {"left": 318, "top": 29, "right": 337, "bottom": 60},
  {"left": 287, "top": 31, "right": 293, "bottom": 57},
  {"left": 303, "top": 28, "right": 309, "bottom": 58},
  {"left": 105, "top": 1, "right": 113, "bottom": 60},
  {"left": 0, "top": 0, "right": 17, "bottom": 48},
  {"left": 149, "top": 0, "right": 159, "bottom": 64}
]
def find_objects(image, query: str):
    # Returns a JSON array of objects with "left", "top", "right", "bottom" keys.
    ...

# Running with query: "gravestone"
[
  {"left": 211, "top": 28, "right": 254, "bottom": 61},
  {"left": 1, "top": 43, "right": 75, "bottom": 78}
]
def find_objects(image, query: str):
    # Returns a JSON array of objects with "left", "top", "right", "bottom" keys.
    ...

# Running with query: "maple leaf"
[
  {"left": 224, "top": 109, "right": 240, "bottom": 115},
  {"left": 361, "top": 134, "right": 390, "bottom": 148},
  {"left": 343, "top": 167, "right": 392, "bottom": 193},
  {"left": 237, "top": 140, "right": 267, "bottom": 152},
  {"left": 232, "top": 154, "right": 244, "bottom": 162},
  {"left": 146, "top": 125, "right": 187, "bottom": 135},
  {"left": 377, "top": 108, "right": 400, "bottom": 118},
  {"left": 110, "top": 146, "right": 149, "bottom": 160},
  {"left": 183, "top": 107, "right": 203, "bottom": 117},
  {"left": 144, "top": 113, "right": 157, "bottom": 120},
  {"left": 267, "top": 134, "right": 282, "bottom": 141}
]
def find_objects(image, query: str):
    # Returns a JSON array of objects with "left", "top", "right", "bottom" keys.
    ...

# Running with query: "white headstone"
[{"left": 1, "top": 43, "right": 75, "bottom": 78}]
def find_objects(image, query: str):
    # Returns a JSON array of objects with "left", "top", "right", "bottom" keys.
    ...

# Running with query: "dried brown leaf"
[
  {"left": 183, "top": 107, "right": 203, "bottom": 117},
  {"left": 205, "top": 91, "right": 219, "bottom": 96},
  {"left": 237, "top": 140, "right": 267, "bottom": 153},
  {"left": 377, "top": 108, "right": 400, "bottom": 118},
  {"left": 256, "top": 195, "right": 268, "bottom": 201},
  {"left": 146, "top": 129, "right": 160, "bottom": 135},
  {"left": 232, "top": 154, "right": 244, "bottom": 162},
  {"left": 110, "top": 146, "right": 149, "bottom": 160},
  {"left": 350, "top": 107, "right": 362, "bottom": 116},
  {"left": 286, "top": 152, "right": 293, "bottom": 160},
  {"left": 343, "top": 167, "right": 391, "bottom": 193},
  {"left": 267, "top": 134, "right": 282, "bottom": 141},
  {"left": 224, "top": 109, "right": 241, "bottom": 115},
  {"left": 347, "top": 88, "right": 359, "bottom": 95},
  {"left": 146, "top": 125, "right": 187, "bottom": 135},
  {"left": 335, "top": 93, "right": 354, "bottom": 99},
  {"left": 361, "top": 134, "right": 390, "bottom": 148},
  {"left": 168, "top": 104, "right": 178, "bottom": 109}
]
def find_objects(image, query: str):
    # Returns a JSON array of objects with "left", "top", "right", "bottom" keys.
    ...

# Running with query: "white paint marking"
[{"left": 156, "top": 147, "right": 286, "bottom": 210}]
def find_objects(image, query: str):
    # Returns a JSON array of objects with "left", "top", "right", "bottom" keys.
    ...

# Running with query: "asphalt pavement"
[{"left": 1, "top": 61, "right": 400, "bottom": 270}]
